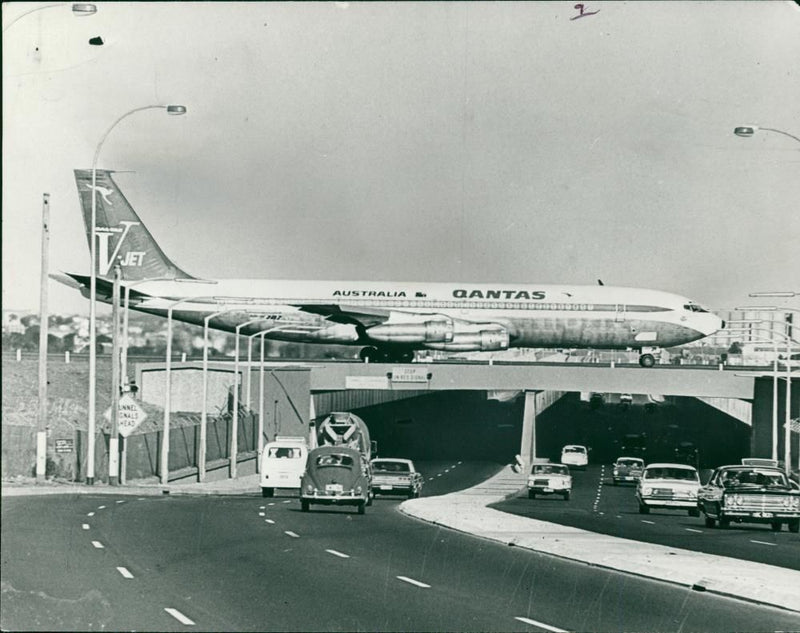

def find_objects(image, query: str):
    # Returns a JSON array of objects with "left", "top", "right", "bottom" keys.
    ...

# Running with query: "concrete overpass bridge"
[{"left": 137, "top": 360, "right": 798, "bottom": 480}]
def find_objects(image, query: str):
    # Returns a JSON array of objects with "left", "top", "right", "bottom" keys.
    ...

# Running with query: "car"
[
  {"left": 698, "top": 463, "right": 800, "bottom": 532},
  {"left": 636, "top": 463, "right": 701, "bottom": 516},
  {"left": 371, "top": 458, "right": 424, "bottom": 499},
  {"left": 527, "top": 461, "right": 572, "bottom": 499},
  {"left": 259, "top": 436, "right": 308, "bottom": 497},
  {"left": 560, "top": 445, "right": 589, "bottom": 470},
  {"left": 611, "top": 457, "right": 645, "bottom": 485},
  {"left": 619, "top": 393, "right": 633, "bottom": 406},
  {"left": 300, "top": 446, "right": 372, "bottom": 514}
]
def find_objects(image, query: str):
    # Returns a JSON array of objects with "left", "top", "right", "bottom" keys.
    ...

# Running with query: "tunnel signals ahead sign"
[{"left": 104, "top": 395, "right": 148, "bottom": 437}]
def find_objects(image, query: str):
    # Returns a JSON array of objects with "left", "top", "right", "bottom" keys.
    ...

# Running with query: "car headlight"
[
  {"left": 355, "top": 486, "right": 362, "bottom": 495},
  {"left": 727, "top": 494, "right": 742, "bottom": 507},
  {"left": 613, "top": 469, "right": 620, "bottom": 475},
  {"left": 305, "top": 484, "right": 315, "bottom": 494},
  {"left": 790, "top": 497, "right": 800, "bottom": 510},
  {"left": 642, "top": 487, "right": 652, "bottom": 496}
]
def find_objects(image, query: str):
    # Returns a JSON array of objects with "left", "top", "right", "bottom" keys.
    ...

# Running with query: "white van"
[{"left": 259, "top": 437, "right": 308, "bottom": 497}]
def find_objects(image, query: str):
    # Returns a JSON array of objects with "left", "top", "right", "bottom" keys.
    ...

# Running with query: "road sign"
[
  {"left": 104, "top": 395, "right": 147, "bottom": 437},
  {"left": 55, "top": 439, "right": 74, "bottom": 453}
]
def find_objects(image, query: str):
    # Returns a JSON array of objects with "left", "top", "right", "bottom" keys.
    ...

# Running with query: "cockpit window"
[{"left": 684, "top": 303, "right": 709, "bottom": 313}]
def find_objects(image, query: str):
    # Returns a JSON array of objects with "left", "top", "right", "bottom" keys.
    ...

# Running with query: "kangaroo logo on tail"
[
  {"left": 74, "top": 169, "right": 196, "bottom": 281},
  {"left": 84, "top": 183, "right": 114, "bottom": 206}
]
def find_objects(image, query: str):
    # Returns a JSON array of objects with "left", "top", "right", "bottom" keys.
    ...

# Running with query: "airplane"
[{"left": 55, "top": 169, "right": 725, "bottom": 367}]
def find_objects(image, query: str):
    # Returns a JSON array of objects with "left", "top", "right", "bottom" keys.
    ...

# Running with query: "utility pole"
[
  {"left": 108, "top": 264, "right": 121, "bottom": 485},
  {"left": 36, "top": 193, "right": 50, "bottom": 483}
]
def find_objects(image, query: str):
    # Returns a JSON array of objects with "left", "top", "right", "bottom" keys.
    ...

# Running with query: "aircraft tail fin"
[{"left": 73, "top": 169, "right": 195, "bottom": 281}]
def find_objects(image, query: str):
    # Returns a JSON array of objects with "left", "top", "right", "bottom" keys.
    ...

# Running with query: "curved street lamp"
[
  {"left": 734, "top": 126, "right": 800, "bottom": 145},
  {"left": 87, "top": 104, "right": 186, "bottom": 485},
  {"left": 2, "top": 3, "right": 96, "bottom": 32}
]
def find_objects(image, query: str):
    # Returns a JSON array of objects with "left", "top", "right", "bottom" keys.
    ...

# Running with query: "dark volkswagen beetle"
[{"left": 300, "top": 446, "right": 372, "bottom": 514}]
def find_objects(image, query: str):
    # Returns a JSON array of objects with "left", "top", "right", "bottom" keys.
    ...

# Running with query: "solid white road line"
[
  {"left": 397, "top": 576, "right": 430, "bottom": 588},
  {"left": 82, "top": 524, "right": 90, "bottom": 530},
  {"left": 164, "top": 608, "right": 195, "bottom": 626},
  {"left": 117, "top": 567, "right": 134, "bottom": 579},
  {"left": 325, "top": 549, "right": 350, "bottom": 558},
  {"left": 91, "top": 541, "right": 104, "bottom": 549},
  {"left": 284, "top": 531, "right": 300, "bottom": 538},
  {"left": 685, "top": 528, "right": 703, "bottom": 533},
  {"left": 514, "top": 615, "right": 568, "bottom": 632},
  {"left": 750, "top": 540, "right": 777, "bottom": 546}
]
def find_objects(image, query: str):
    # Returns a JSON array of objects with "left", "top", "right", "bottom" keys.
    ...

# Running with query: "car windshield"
[
  {"left": 644, "top": 467, "right": 698, "bottom": 481},
  {"left": 315, "top": 454, "right": 355, "bottom": 468},
  {"left": 373, "top": 461, "right": 410, "bottom": 473},
  {"left": 563, "top": 447, "right": 585, "bottom": 454},
  {"left": 267, "top": 447, "right": 302, "bottom": 459},
  {"left": 532, "top": 465, "right": 569, "bottom": 475},
  {"left": 720, "top": 468, "right": 788, "bottom": 488},
  {"left": 617, "top": 459, "right": 643, "bottom": 468}
]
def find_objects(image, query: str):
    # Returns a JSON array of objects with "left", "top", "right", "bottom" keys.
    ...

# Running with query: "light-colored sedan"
[
  {"left": 612, "top": 457, "right": 645, "bottom": 485},
  {"left": 636, "top": 463, "right": 700, "bottom": 516},
  {"left": 561, "top": 445, "right": 588, "bottom": 470},
  {"left": 371, "top": 458, "right": 424, "bottom": 499}
]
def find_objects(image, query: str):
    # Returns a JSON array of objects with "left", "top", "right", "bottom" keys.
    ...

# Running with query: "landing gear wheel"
[{"left": 639, "top": 353, "right": 656, "bottom": 368}]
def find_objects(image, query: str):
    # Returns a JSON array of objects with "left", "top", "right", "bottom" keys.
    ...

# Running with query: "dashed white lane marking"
[
  {"left": 284, "top": 531, "right": 300, "bottom": 538},
  {"left": 325, "top": 549, "right": 350, "bottom": 559},
  {"left": 397, "top": 575, "right": 430, "bottom": 588},
  {"left": 265, "top": 519, "right": 275, "bottom": 524},
  {"left": 444, "top": 469, "right": 450, "bottom": 473},
  {"left": 165, "top": 608, "right": 195, "bottom": 626},
  {"left": 282, "top": 500, "right": 291, "bottom": 504},
  {"left": 258, "top": 512, "right": 265, "bottom": 517},
  {"left": 750, "top": 540, "right": 777, "bottom": 546},
  {"left": 91, "top": 541, "right": 104, "bottom": 549},
  {"left": 137, "top": 497, "right": 145, "bottom": 501},
  {"left": 436, "top": 474, "right": 442, "bottom": 477},
  {"left": 116, "top": 500, "right": 125, "bottom": 504},
  {"left": 87, "top": 512, "right": 95, "bottom": 517},
  {"left": 259, "top": 505, "right": 265, "bottom": 509},
  {"left": 97, "top": 505, "right": 106, "bottom": 510},
  {"left": 428, "top": 478, "right": 434, "bottom": 481},
  {"left": 117, "top": 567, "right": 134, "bottom": 579},
  {"left": 268, "top": 502, "right": 276, "bottom": 506},
  {"left": 514, "top": 616, "right": 568, "bottom": 632},
  {"left": 685, "top": 528, "right": 703, "bottom": 534},
  {"left": 640, "top": 520, "right": 655, "bottom": 525},
  {"left": 82, "top": 524, "right": 90, "bottom": 530},
  {"left": 457, "top": 461, "right": 462, "bottom": 464}
]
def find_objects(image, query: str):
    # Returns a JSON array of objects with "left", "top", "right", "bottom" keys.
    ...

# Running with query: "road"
[
  {"left": 3, "top": 461, "right": 799, "bottom": 632},
  {"left": 492, "top": 465, "right": 800, "bottom": 571}
]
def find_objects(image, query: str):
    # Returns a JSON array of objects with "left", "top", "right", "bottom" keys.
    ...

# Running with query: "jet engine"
[
  {"left": 366, "top": 320, "right": 454, "bottom": 344},
  {"left": 426, "top": 328, "right": 509, "bottom": 351}
]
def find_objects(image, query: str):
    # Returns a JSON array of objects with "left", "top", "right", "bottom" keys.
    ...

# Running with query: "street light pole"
[
  {"left": 2, "top": 3, "right": 97, "bottom": 32},
  {"left": 36, "top": 194, "right": 50, "bottom": 483},
  {"left": 88, "top": 104, "right": 186, "bottom": 485}
]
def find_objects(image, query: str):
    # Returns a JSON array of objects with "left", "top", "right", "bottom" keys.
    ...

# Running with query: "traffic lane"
[
  {"left": 4, "top": 489, "right": 800, "bottom": 632},
  {"left": 0, "top": 495, "right": 226, "bottom": 631},
  {"left": 492, "top": 465, "right": 800, "bottom": 571},
  {"left": 413, "top": 460, "right": 505, "bottom": 497}
]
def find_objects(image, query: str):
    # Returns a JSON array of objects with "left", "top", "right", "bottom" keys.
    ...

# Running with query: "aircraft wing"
[{"left": 292, "top": 303, "right": 391, "bottom": 329}]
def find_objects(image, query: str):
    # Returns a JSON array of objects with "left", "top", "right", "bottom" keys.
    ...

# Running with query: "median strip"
[
  {"left": 397, "top": 576, "right": 430, "bottom": 588},
  {"left": 165, "top": 607, "right": 195, "bottom": 626},
  {"left": 514, "top": 616, "right": 568, "bottom": 632}
]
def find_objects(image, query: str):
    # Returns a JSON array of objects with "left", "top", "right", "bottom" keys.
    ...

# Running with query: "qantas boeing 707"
[{"left": 55, "top": 170, "right": 725, "bottom": 366}]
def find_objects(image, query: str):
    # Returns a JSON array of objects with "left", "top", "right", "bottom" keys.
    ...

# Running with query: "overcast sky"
[{"left": 3, "top": 1, "right": 799, "bottom": 316}]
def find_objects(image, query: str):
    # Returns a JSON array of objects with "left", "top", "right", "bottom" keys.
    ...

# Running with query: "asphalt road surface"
[
  {"left": 3, "top": 461, "right": 800, "bottom": 632},
  {"left": 492, "top": 464, "right": 800, "bottom": 571}
]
